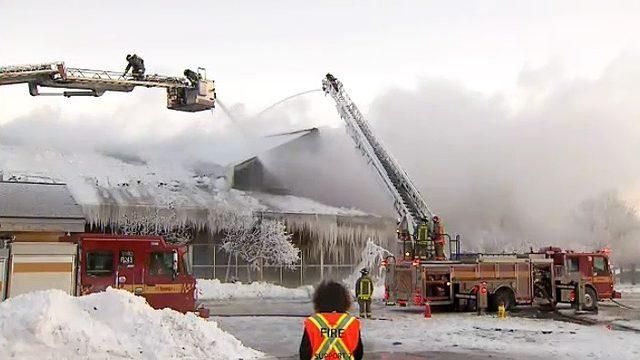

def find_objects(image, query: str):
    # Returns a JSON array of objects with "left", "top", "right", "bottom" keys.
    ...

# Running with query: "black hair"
[{"left": 312, "top": 280, "right": 352, "bottom": 313}]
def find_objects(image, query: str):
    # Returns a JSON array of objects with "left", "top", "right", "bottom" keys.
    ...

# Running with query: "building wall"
[{"left": 190, "top": 223, "right": 393, "bottom": 287}]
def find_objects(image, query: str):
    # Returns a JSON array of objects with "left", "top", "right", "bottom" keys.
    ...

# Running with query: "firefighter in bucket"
[{"left": 300, "top": 280, "right": 363, "bottom": 359}]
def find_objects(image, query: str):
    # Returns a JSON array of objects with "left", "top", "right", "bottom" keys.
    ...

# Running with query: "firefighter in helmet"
[
  {"left": 416, "top": 217, "right": 430, "bottom": 259},
  {"left": 299, "top": 280, "right": 363, "bottom": 359},
  {"left": 123, "top": 54, "right": 145, "bottom": 79},
  {"left": 432, "top": 215, "right": 446, "bottom": 260},
  {"left": 183, "top": 68, "right": 201, "bottom": 87},
  {"left": 355, "top": 268, "right": 374, "bottom": 318}
]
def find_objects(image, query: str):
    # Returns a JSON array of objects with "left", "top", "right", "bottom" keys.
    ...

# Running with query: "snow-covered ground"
[
  {"left": 617, "top": 283, "right": 640, "bottom": 294},
  {"left": 0, "top": 288, "right": 262, "bottom": 360},
  {"left": 197, "top": 279, "right": 313, "bottom": 301},
  {"left": 213, "top": 301, "right": 640, "bottom": 359}
]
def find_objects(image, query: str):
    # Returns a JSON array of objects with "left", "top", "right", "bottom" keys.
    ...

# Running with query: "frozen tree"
[
  {"left": 221, "top": 215, "right": 300, "bottom": 282},
  {"left": 576, "top": 191, "right": 640, "bottom": 263},
  {"left": 344, "top": 239, "right": 392, "bottom": 294},
  {"left": 118, "top": 202, "right": 193, "bottom": 244}
]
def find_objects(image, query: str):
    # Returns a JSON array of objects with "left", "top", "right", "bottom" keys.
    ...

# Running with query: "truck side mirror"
[{"left": 172, "top": 251, "right": 179, "bottom": 277}]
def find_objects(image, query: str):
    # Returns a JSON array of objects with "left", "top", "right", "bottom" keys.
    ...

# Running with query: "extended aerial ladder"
[
  {"left": 322, "top": 73, "right": 459, "bottom": 260},
  {"left": 0, "top": 61, "right": 215, "bottom": 112}
]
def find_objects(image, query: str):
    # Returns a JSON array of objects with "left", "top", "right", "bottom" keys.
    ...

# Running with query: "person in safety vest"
[
  {"left": 355, "top": 268, "right": 374, "bottom": 318},
  {"left": 300, "top": 280, "right": 363, "bottom": 360},
  {"left": 416, "top": 217, "right": 430, "bottom": 259}
]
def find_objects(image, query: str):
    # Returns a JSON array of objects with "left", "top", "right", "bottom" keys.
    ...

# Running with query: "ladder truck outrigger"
[
  {"left": 0, "top": 61, "right": 215, "bottom": 112},
  {"left": 322, "top": 73, "right": 619, "bottom": 313}
]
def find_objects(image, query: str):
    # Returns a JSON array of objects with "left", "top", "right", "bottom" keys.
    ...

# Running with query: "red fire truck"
[
  {"left": 383, "top": 246, "right": 620, "bottom": 312},
  {"left": 0, "top": 234, "right": 203, "bottom": 315}
]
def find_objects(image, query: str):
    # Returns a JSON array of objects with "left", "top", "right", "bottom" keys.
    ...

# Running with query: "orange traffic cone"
[{"left": 424, "top": 302, "right": 432, "bottom": 319}]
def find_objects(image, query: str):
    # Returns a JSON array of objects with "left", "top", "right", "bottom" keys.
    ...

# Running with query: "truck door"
[
  {"left": 144, "top": 250, "right": 179, "bottom": 310},
  {"left": 590, "top": 255, "right": 613, "bottom": 299},
  {"left": 116, "top": 249, "right": 142, "bottom": 295}
]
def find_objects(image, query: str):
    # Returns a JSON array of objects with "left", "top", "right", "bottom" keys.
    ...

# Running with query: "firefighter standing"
[
  {"left": 123, "top": 54, "right": 145, "bottom": 79},
  {"left": 432, "top": 215, "right": 446, "bottom": 260},
  {"left": 300, "top": 280, "right": 363, "bottom": 360},
  {"left": 416, "top": 218, "right": 430, "bottom": 259},
  {"left": 355, "top": 268, "right": 374, "bottom": 318}
]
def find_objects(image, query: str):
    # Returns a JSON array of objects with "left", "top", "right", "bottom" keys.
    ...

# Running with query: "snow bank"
[
  {"left": 0, "top": 288, "right": 262, "bottom": 360},
  {"left": 197, "top": 279, "right": 312, "bottom": 301}
]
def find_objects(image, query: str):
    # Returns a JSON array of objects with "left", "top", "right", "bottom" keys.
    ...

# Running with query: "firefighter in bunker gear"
[
  {"left": 432, "top": 215, "right": 446, "bottom": 259},
  {"left": 355, "top": 268, "right": 374, "bottom": 318},
  {"left": 124, "top": 54, "right": 145, "bottom": 79},
  {"left": 300, "top": 280, "right": 363, "bottom": 360},
  {"left": 416, "top": 218, "right": 430, "bottom": 259},
  {"left": 183, "top": 69, "right": 201, "bottom": 87}
]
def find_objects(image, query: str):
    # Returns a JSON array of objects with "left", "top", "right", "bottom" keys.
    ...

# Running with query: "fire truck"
[
  {"left": 322, "top": 74, "right": 619, "bottom": 312},
  {"left": 0, "top": 234, "right": 202, "bottom": 315},
  {"left": 383, "top": 246, "right": 619, "bottom": 312}
]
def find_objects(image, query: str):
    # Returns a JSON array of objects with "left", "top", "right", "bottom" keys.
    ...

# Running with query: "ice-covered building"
[{"left": 0, "top": 128, "right": 396, "bottom": 286}]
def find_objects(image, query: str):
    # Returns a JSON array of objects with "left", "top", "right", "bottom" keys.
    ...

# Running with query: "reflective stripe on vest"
[
  {"left": 307, "top": 313, "right": 356, "bottom": 360},
  {"left": 359, "top": 278, "right": 372, "bottom": 300}
]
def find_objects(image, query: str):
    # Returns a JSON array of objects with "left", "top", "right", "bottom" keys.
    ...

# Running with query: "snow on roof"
[
  {"left": 0, "top": 144, "right": 379, "bottom": 235},
  {"left": 0, "top": 181, "right": 84, "bottom": 219}
]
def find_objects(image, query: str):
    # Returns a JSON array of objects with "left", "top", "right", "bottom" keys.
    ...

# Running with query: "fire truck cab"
[
  {"left": 543, "top": 247, "right": 619, "bottom": 307},
  {"left": 69, "top": 234, "right": 196, "bottom": 313}
]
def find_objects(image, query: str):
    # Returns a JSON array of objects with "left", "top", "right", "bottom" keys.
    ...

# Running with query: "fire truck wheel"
[
  {"left": 583, "top": 287, "right": 597, "bottom": 311},
  {"left": 492, "top": 288, "right": 516, "bottom": 311}
]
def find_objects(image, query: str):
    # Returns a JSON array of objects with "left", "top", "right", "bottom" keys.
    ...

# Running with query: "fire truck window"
[
  {"left": 87, "top": 251, "right": 114, "bottom": 276},
  {"left": 149, "top": 252, "right": 174, "bottom": 276},
  {"left": 566, "top": 257, "right": 579, "bottom": 272},
  {"left": 593, "top": 257, "right": 607, "bottom": 275}
]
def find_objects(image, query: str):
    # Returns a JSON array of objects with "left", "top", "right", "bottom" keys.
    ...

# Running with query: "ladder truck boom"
[
  {"left": 322, "top": 74, "right": 434, "bottom": 238},
  {"left": 0, "top": 61, "right": 215, "bottom": 112}
]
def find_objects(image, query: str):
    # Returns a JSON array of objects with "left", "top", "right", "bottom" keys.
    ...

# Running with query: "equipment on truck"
[
  {"left": 0, "top": 234, "right": 204, "bottom": 315},
  {"left": 0, "top": 60, "right": 215, "bottom": 112}
]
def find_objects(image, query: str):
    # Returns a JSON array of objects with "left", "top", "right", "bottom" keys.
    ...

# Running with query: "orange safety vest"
[{"left": 304, "top": 312, "right": 360, "bottom": 360}]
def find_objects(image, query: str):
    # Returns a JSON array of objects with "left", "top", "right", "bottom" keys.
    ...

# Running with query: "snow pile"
[
  {"left": 0, "top": 288, "right": 262, "bottom": 360},
  {"left": 197, "top": 279, "right": 313, "bottom": 301}
]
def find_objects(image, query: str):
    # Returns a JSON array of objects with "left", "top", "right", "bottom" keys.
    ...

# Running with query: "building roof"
[{"left": 0, "top": 181, "right": 85, "bottom": 232}]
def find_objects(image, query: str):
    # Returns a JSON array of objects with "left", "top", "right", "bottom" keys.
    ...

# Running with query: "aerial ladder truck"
[
  {"left": 322, "top": 73, "right": 459, "bottom": 262},
  {"left": 0, "top": 61, "right": 215, "bottom": 112},
  {"left": 322, "top": 74, "right": 617, "bottom": 312}
]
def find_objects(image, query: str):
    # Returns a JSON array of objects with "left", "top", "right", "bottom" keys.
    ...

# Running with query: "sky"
[
  {"left": 1, "top": 0, "right": 639, "bottom": 126},
  {"left": 3, "top": 0, "right": 640, "bottom": 257}
]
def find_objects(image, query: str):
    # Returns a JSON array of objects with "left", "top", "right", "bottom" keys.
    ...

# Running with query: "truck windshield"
[
  {"left": 182, "top": 252, "right": 192, "bottom": 276},
  {"left": 593, "top": 256, "right": 608, "bottom": 275},
  {"left": 149, "top": 252, "right": 174, "bottom": 276}
]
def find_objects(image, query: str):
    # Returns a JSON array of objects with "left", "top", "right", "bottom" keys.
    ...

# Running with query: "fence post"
[
  {"left": 300, "top": 252, "right": 304, "bottom": 286},
  {"left": 320, "top": 248, "right": 324, "bottom": 280},
  {"left": 212, "top": 244, "right": 216, "bottom": 279}
]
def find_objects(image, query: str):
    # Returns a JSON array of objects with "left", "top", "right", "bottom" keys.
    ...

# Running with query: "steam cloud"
[{"left": 2, "top": 56, "right": 640, "bottom": 263}]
